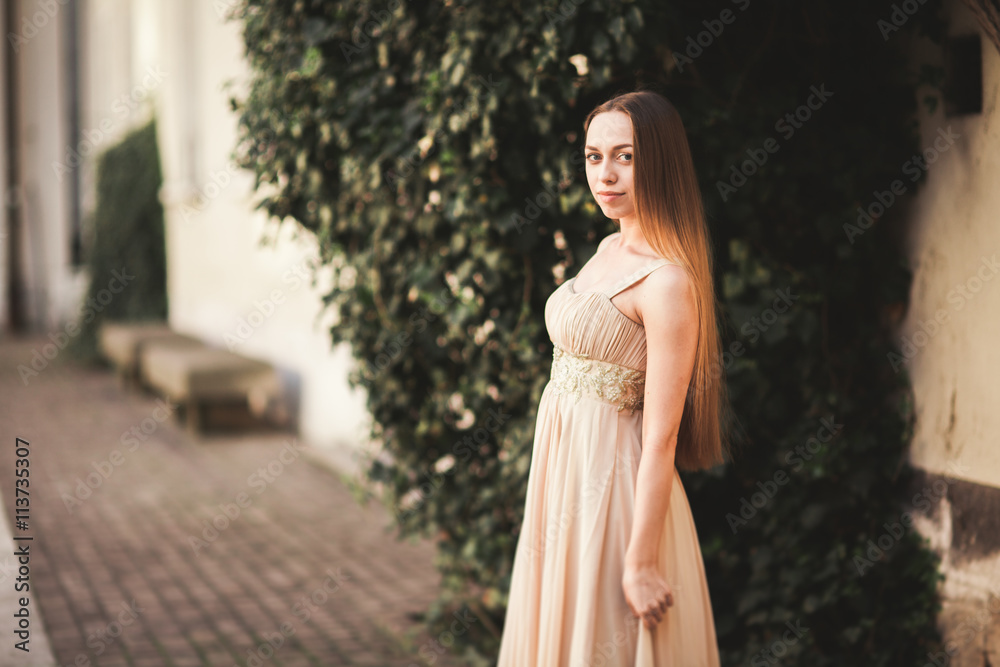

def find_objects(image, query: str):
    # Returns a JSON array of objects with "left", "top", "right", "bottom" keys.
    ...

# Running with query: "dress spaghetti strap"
[{"left": 604, "top": 258, "right": 679, "bottom": 298}]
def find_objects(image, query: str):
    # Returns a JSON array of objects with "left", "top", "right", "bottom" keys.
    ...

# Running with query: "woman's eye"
[{"left": 585, "top": 152, "right": 631, "bottom": 162}]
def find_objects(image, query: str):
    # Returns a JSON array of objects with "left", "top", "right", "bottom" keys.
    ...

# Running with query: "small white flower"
[
  {"left": 569, "top": 54, "right": 589, "bottom": 76},
  {"left": 434, "top": 454, "right": 456, "bottom": 474},
  {"left": 456, "top": 409, "right": 475, "bottom": 429}
]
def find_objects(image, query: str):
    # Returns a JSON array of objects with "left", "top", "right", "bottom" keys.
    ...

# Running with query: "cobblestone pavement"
[{"left": 0, "top": 336, "right": 470, "bottom": 667}]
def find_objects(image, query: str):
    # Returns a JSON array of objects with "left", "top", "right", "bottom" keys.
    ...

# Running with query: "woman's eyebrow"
[{"left": 584, "top": 143, "right": 633, "bottom": 151}]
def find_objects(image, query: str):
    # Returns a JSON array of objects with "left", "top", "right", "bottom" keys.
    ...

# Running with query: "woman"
[{"left": 496, "top": 89, "right": 733, "bottom": 666}]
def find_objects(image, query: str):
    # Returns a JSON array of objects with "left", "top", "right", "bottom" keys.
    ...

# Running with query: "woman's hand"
[{"left": 622, "top": 564, "right": 673, "bottom": 630}]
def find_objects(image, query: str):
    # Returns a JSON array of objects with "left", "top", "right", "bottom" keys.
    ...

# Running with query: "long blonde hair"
[{"left": 584, "top": 89, "right": 735, "bottom": 471}]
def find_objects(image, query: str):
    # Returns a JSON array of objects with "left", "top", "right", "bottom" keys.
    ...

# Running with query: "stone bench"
[
  {"left": 138, "top": 341, "right": 284, "bottom": 434},
  {"left": 98, "top": 321, "right": 202, "bottom": 388}
]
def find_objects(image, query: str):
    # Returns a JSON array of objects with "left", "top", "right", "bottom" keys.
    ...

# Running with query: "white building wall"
[
  {"left": 903, "top": 3, "right": 1000, "bottom": 491},
  {"left": 899, "top": 2, "right": 1000, "bottom": 656},
  {"left": 148, "top": 0, "right": 370, "bottom": 461},
  {"left": 0, "top": 4, "right": 10, "bottom": 332},
  {"left": 11, "top": 0, "right": 86, "bottom": 331},
  {"left": 77, "top": 0, "right": 139, "bottom": 221}
]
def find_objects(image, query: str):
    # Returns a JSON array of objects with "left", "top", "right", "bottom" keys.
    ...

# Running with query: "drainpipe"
[{"left": 5, "top": 0, "right": 25, "bottom": 332}]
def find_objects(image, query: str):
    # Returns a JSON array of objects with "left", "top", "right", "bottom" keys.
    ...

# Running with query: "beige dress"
[{"left": 497, "top": 256, "right": 720, "bottom": 667}]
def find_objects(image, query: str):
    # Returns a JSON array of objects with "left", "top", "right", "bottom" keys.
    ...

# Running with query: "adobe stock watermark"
[
  {"left": 877, "top": 0, "right": 932, "bottom": 41},
  {"left": 224, "top": 260, "right": 312, "bottom": 350},
  {"left": 671, "top": 0, "right": 752, "bottom": 72},
  {"left": 545, "top": 0, "right": 586, "bottom": 27},
  {"left": 18, "top": 267, "right": 135, "bottom": 386},
  {"left": 687, "top": 287, "right": 800, "bottom": 398},
  {"left": 716, "top": 84, "right": 834, "bottom": 202},
  {"left": 189, "top": 123, "right": 290, "bottom": 221},
  {"left": 7, "top": 0, "right": 71, "bottom": 54},
  {"left": 726, "top": 416, "right": 843, "bottom": 534},
  {"left": 52, "top": 65, "right": 168, "bottom": 182},
  {"left": 395, "top": 406, "right": 512, "bottom": 521},
  {"left": 749, "top": 619, "right": 810, "bottom": 665},
  {"left": 509, "top": 172, "right": 574, "bottom": 234},
  {"left": 212, "top": 0, "right": 240, "bottom": 19},
  {"left": 887, "top": 253, "right": 999, "bottom": 372},
  {"left": 520, "top": 449, "right": 640, "bottom": 561},
  {"left": 188, "top": 439, "right": 307, "bottom": 555},
  {"left": 178, "top": 159, "right": 245, "bottom": 223},
  {"left": 566, "top": 610, "right": 644, "bottom": 667},
  {"left": 340, "top": 0, "right": 411, "bottom": 62},
  {"left": 364, "top": 284, "right": 457, "bottom": 377},
  {"left": 507, "top": 131, "right": 622, "bottom": 234},
  {"left": 407, "top": 606, "right": 479, "bottom": 667},
  {"left": 71, "top": 599, "right": 145, "bottom": 665},
  {"left": 234, "top": 568, "right": 351, "bottom": 667},
  {"left": 922, "top": 587, "right": 1000, "bottom": 667},
  {"left": 61, "top": 398, "right": 177, "bottom": 513},
  {"left": 844, "top": 125, "right": 960, "bottom": 244},
  {"left": 381, "top": 73, "right": 502, "bottom": 197},
  {"left": 853, "top": 460, "right": 969, "bottom": 576}
]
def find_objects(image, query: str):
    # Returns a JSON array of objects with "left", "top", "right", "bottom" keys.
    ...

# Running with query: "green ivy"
[
  {"left": 230, "top": 1, "right": 948, "bottom": 663},
  {"left": 69, "top": 118, "right": 168, "bottom": 362}
]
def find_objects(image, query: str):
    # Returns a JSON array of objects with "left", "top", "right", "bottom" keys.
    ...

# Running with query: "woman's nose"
[{"left": 598, "top": 161, "right": 616, "bottom": 183}]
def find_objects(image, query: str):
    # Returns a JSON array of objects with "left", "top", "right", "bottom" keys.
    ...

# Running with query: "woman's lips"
[{"left": 598, "top": 192, "right": 624, "bottom": 203}]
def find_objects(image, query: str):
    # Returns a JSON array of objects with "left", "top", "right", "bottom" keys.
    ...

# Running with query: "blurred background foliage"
[
  {"left": 69, "top": 118, "right": 168, "bottom": 362},
  {"left": 231, "top": 0, "right": 948, "bottom": 663}
]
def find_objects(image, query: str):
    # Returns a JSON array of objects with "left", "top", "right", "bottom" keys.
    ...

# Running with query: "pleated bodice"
[
  {"left": 543, "top": 258, "right": 676, "bottom": 414},
  {"left": 546, "top": 258, "right": 676, "bottom": 372}
]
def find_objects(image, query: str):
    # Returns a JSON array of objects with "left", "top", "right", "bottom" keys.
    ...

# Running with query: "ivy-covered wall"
[
  {"left": 230, "top": 1, "right": 947, "bottom": 663},
  {"left": 69, "top": 118, "right": 168, "bottom": 362}
]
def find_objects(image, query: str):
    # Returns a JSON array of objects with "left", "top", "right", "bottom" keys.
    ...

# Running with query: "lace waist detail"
[{"left": 549, "top": 345, "right": 645, "bottom": 414}]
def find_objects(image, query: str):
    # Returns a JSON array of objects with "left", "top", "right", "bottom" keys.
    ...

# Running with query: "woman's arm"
[{"left": 627, "top": 264, "right": 698, "bottom": 565}]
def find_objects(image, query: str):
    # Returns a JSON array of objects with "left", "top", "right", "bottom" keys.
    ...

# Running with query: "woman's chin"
[{"left": 598, "top": 204, "right": 630, "bottom": 219}]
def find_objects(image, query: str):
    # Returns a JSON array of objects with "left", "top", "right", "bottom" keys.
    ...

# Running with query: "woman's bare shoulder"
[{"left": 596, "top": 231, "right": 622, "bottom": 255}]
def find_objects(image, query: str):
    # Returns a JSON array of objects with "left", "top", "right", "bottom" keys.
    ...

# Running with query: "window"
[{"left": 943, "top": 33, "right": 983, "bottom": 117}]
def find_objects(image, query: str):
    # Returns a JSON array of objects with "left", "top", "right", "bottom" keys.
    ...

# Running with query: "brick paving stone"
[
  {"left": 134, "top": 657, "right": 166, "bottom": 667},
  {"left": 172, "top": 658, "right": 204, "bottom": 667},
  {"left": 100, "top": 659, "right": 131, "bottom": 667},
  {"left": 0, "top": 336, "right": 469, "bottom": 667}
]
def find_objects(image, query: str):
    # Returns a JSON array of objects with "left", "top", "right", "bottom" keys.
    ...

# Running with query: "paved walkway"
[{"left": 0, "top": 336, "right": 467, "bottom": 667}]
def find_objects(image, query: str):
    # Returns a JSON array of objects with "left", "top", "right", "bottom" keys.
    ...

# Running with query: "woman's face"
[{"left": 585, "top": 110, "right": 635, "bottom": 221}]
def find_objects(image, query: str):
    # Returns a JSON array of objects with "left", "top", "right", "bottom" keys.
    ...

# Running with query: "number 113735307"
[
  {"left": 13, "top": 437, "right": 33, "bottom": 654},
  {"left": 14, "top": 438, "right": 30, "bottom": 532}
]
